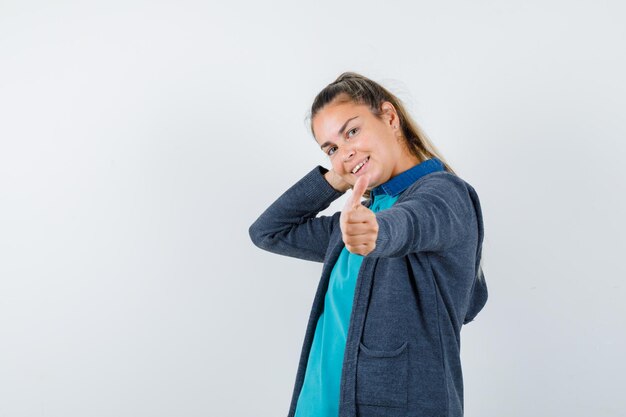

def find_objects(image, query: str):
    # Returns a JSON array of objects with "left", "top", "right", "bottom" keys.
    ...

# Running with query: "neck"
[{"left": 391, "top": 151, "right": 424, "bottom": 177}]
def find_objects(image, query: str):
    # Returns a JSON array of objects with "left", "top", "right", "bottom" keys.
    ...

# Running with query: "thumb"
[{"left": 346, "top": 174, "right": 370, "bottom": 210}]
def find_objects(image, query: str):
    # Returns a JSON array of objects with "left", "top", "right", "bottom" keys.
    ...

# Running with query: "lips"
[{"left": 351, "top": 156, "right": 370, "bottom": 174}]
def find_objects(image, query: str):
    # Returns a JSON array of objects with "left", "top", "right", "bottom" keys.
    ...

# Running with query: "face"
[{"left": 312, "top": 98, "right": 420, "bottom": 190}]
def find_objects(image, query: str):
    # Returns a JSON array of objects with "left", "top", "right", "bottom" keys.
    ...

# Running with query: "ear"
[{"left": 381, "top": 101, "right": 399, "bottom": 128}]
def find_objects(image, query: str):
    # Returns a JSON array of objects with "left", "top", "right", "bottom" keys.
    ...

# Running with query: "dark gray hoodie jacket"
[{"left": 249, "top": 165, "right": 488, "bottom": 417}]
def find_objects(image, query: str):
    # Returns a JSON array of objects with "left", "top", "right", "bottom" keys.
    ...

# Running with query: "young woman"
[{"left": 249, "top": 72, "right": 488, "bottom": 417}]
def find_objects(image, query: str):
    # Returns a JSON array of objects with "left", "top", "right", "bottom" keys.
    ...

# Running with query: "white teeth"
[{"left": 352, "top": 156, "right": 369, "bottom": 174}]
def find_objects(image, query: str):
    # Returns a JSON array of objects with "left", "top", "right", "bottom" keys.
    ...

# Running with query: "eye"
[
  {"left": 347, "top": 127, "right": 358, "bottom": 138},
  {"left": 327, "top": 146, "right": 337, "bottom": 156}
]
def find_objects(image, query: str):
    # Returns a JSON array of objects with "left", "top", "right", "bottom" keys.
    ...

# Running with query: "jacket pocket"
[{"left": 356, "top": 340, "right": 408, "bottom": 408}]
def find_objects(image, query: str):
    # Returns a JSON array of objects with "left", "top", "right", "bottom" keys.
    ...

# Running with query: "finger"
[
  {"left": 344, "top": 210, "right": 373, "bottom": 224},
  {"left": 343, "top": 223, "right": 375, "bottom": 236},
  {"left": 344, "top": 205, "right": 376, "bottom": 222},
  {"left": 342, "top": 174, "right": 370, "bottom": 213},
  {"left": 350, "top": 174, "right": 370, "bottom": 208},
  {"left": 346, "top": 236, "right": 375, "bottom": 246},
  {"left": 345, "top": 241, "right": 375, "bottom": 256}
]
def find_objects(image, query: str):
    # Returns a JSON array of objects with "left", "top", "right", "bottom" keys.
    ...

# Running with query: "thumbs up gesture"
[{"left": 340, "top": 174, "right": 379, "bottom": 256}]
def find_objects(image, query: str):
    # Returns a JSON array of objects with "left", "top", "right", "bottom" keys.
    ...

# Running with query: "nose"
[{"left": 342, "top": 147, "right": 356, "bottom": 163}]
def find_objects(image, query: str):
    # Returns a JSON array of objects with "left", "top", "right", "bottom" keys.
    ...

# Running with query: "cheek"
[
  {"left": 330, "top": 156, "right": 343, "bottom": 172},
  {"left": 331, "top": 159, "right": 344, "bottom": 173}
]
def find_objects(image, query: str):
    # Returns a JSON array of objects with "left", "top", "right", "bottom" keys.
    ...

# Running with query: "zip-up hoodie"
[{"left": 249, "top": 164, "right": 488, "bottom": 417}]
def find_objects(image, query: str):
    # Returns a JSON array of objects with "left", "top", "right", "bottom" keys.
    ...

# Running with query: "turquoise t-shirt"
[{"left": 293, "top": 192, "right": 399, "bottom": 417}]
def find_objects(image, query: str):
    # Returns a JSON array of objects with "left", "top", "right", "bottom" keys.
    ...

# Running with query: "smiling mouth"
[{"left": 352, "top": 156, "right": 370, "bottom": 174}]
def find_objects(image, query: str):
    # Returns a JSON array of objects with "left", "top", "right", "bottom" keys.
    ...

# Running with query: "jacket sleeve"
[
  {"left": 365, "top": 174, "right": 474, "bottom": 258},
  {"left": 248, "top": 165, "right": 346, "bottom": 263},
  {"left": 463, "top": 265, "right": 488, "bottom": 324}
]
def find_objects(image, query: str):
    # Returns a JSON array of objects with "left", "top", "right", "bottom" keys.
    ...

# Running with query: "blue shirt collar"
[{"left": 370, "top": 157, "right": 446, "bottom": 198}]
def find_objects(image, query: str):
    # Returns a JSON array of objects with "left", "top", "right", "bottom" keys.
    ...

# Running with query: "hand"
[
  {"left": 324, "top": 169, "right": 352, "bottom": 193},
  {"left": 340, "top": 174, "right": 378, "bottom": 256}
]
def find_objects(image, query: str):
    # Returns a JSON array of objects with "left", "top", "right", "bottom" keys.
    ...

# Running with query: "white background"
[{"left": 1, "top": 1, "right": 625, "bottom": 416}]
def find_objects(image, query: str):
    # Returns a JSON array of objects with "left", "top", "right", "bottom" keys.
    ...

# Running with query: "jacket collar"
[{"left": 370, "top": 157, "right": 446, "bottom": 198}]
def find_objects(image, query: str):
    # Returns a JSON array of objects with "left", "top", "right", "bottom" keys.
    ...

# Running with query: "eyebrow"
[{"left": 319, "top": 116, "right": 360, "bottom": 150}]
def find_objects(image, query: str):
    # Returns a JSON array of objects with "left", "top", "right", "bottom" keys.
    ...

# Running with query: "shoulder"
[
  {"left": 401, "top": 171, "right": 482, "bottom": 215},
  {"left": 404, "top": 171, "right": 474, "bottom": 196},
  {"left": 363, "top": 171, "right": 480, "bottom": 208}
]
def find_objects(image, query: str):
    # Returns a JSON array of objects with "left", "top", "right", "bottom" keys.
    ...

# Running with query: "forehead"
[{"left": 313, "top": 100, "right": 370, "bottom": 144}]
